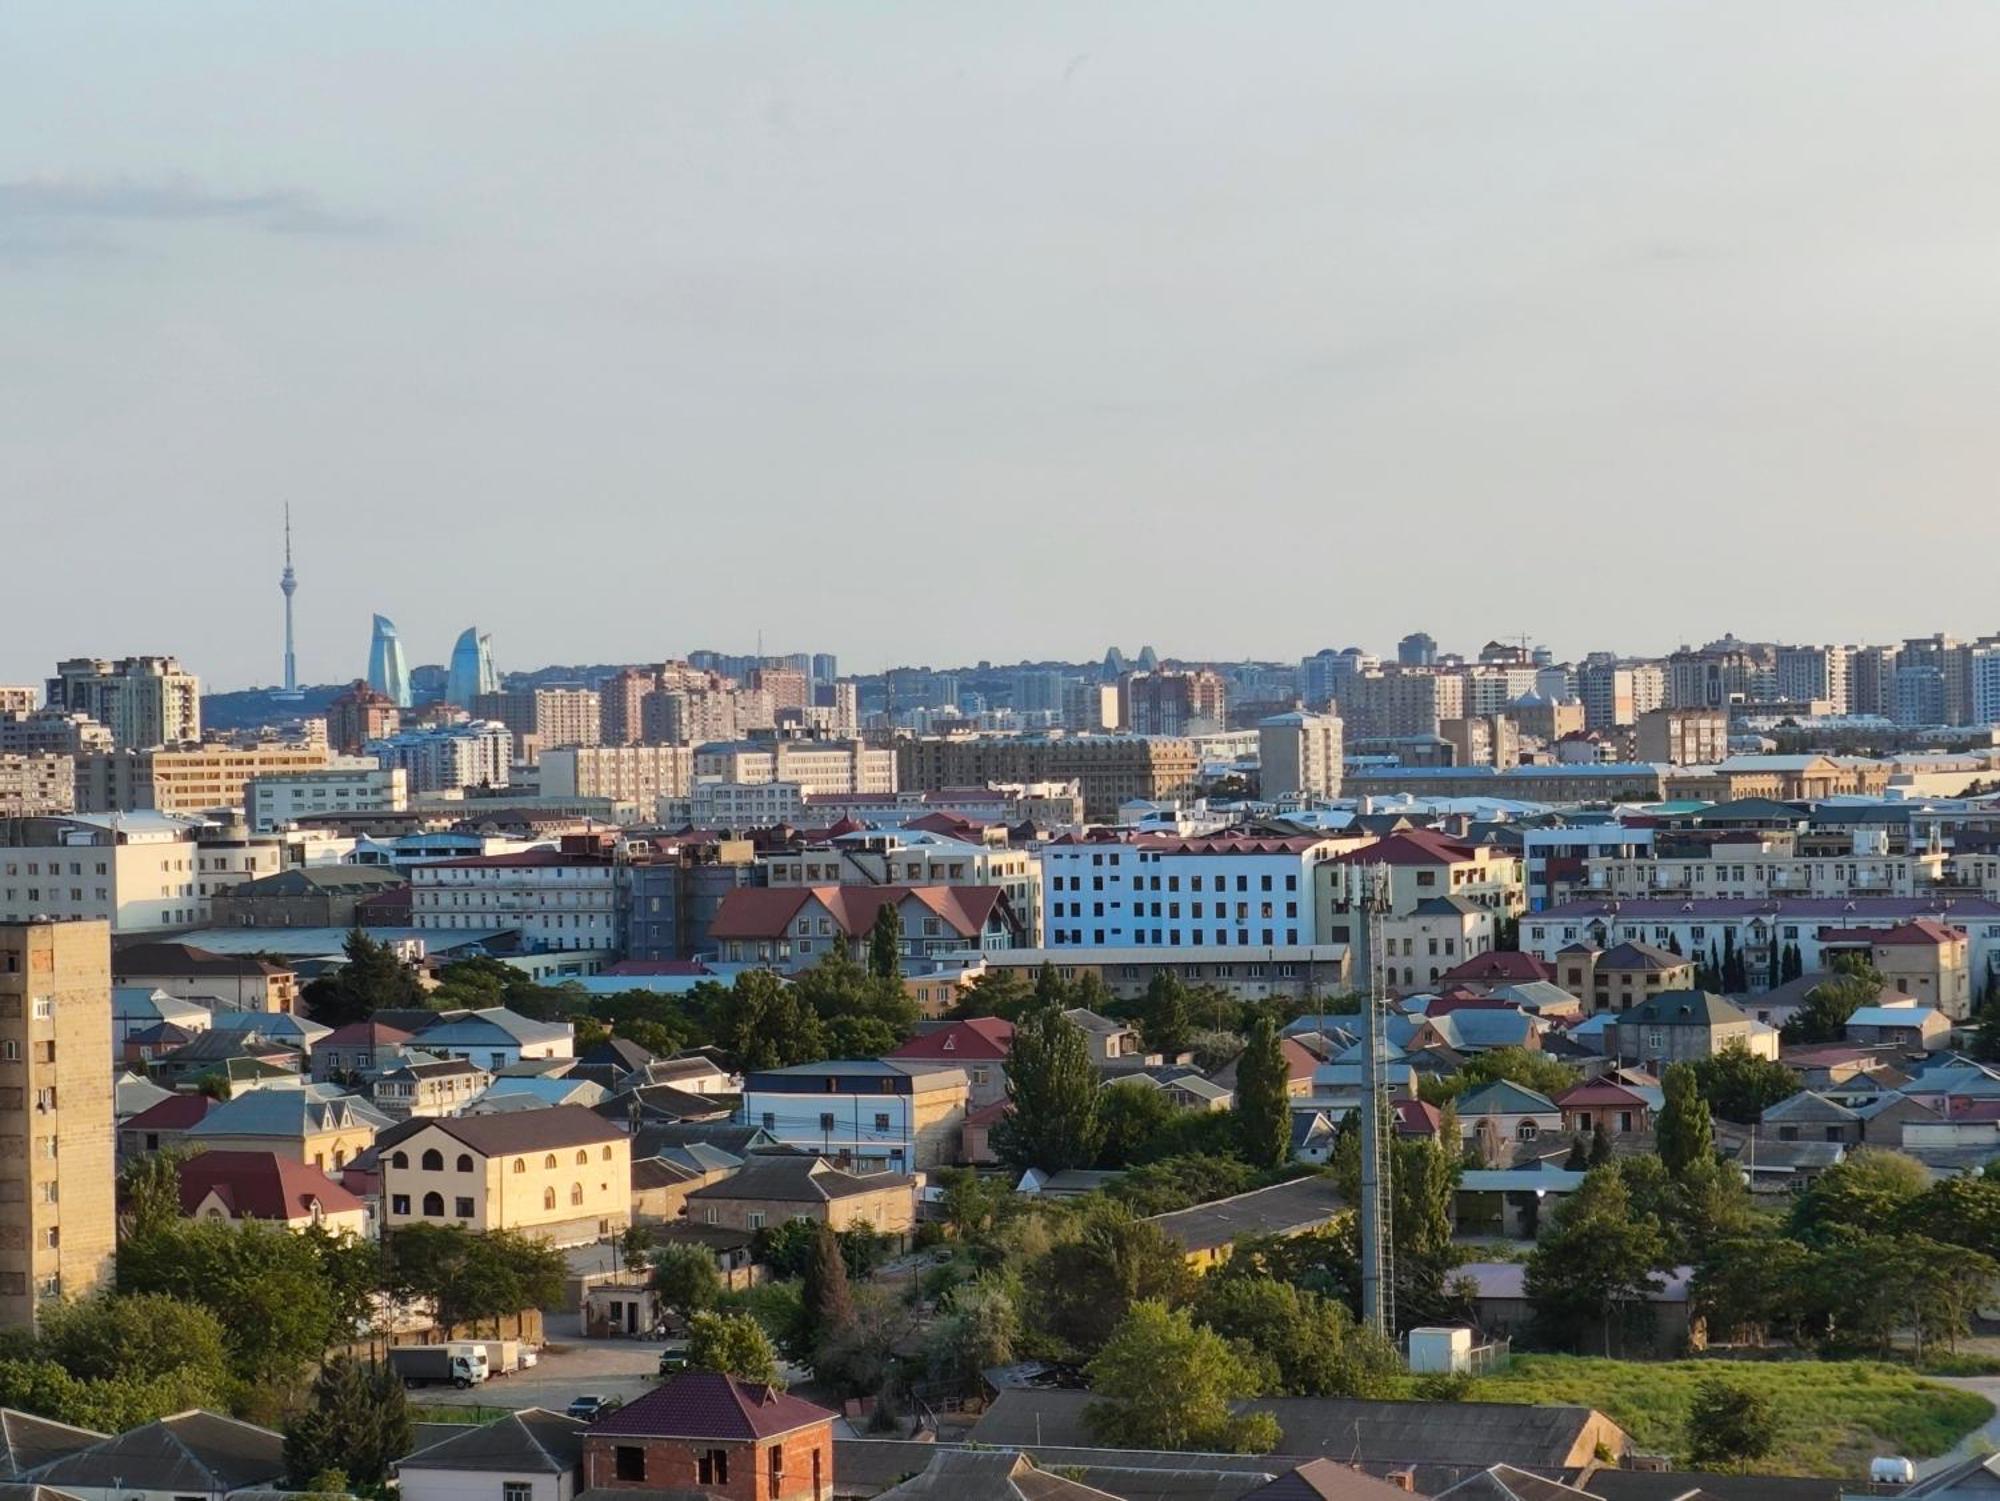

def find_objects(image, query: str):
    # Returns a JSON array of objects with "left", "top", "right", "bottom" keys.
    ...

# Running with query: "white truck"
[
  {"left": 468, "top": 1339, "right": 528, "bottom": 1376},
  {"left": 388, "top": 1342, "right": 491, "bottom": 1389}
]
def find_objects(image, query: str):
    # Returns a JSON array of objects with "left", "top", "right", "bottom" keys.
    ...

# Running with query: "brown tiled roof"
[
  {"left": 177, "top": 1150, "right": 364, "bottom": 1221},
  {"left": 377, "top": 1104, "right": 627, "bottom": 1157},
  {"left": 587, "top": 1371, "right": 832, "bottom": 1441},
  {"left": 710, "top": 885, "right": 1007, "bottom": 942}
]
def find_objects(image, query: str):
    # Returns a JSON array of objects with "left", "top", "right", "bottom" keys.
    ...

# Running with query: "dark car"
[
  {"left": 657, "top": 1348, "right": 689, "bottom": 1376},
  {"left": 567, "top": 1395, "right": 623, "bottom": 1421}
]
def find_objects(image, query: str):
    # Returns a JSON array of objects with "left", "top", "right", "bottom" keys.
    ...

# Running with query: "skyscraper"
[
  {"left": 447, "top": 627, "right": 498, "bottom": 709},
  {"left": 368, "top": 615, "right": 412, "bottom": 708},
  {"left": 277, "top": 504, "right": 301, "bottom": 699}
]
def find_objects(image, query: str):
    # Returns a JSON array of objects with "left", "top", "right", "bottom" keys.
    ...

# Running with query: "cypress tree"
[
  {"left": 1656, "top": 1062, "right": 1713, "bottom": 1181},
  {"left": 1234, "top": 1012, "right": 1291, "bottom": 1168},
  {"left": 992, "top": 1002, "right": 1104, "bottom": 1173},
  {"left": 802, "top": 1221, "right": 855, "bottom": 1347},
  {"left": 868, "top": 904, "right": 904, "bottom": 982}
]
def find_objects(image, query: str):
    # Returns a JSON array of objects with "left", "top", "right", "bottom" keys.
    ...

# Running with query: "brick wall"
[{"left": 583, "top": 1425, "right": 831, "bottom": 1501}]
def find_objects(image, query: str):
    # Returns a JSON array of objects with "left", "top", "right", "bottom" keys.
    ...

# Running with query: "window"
[
  {"left": 455, "top": 1196, "right": 475, "bottom": 1218},
  {"left": 576, "top": 1149, "right": 589, "bottom": 1165},
  {"left": 1516, "top": 1122, "right": 1539, "bottom": 1141},
  {"left": 819, "top": 1112, "right": 836, "bottom": 1132},
  {"left": 571, "top": 1183, "right": 584, "bottom": 1205},
  {"left": 544, "top": 1154, "right": 557, "bottom": 1169},
  {"left": 698, "top": 1450, "right": 730, "bottom": 1486},
  {"left": 391, "top": 1194, "right": 411, "bottom": 1215},
  {"left": 615, "top": 1447, "right": 647, "bottom": 1482},
  {"left": 390, "top": 1151, "right": 409, "bottom": 1170},
  {"left": 770, "top": 1444, "right": 784, "bottom": 1490},
  {"left": 873, "top": 1113, "right": 890, "bottom": 1131},
  {"left": 421, "top": 1191, "right": 444, "bottom": 1216},
  {"left": 420, "top": 1148, "right": 444, "bottom": 1171},
  {"left": 504, "top": 1485, "right": 533, "bottom": 1501},
  {"left": 603, "top": 1145, "right": 614, "bottom": 1160},
  {"left": 457, "top": 1154, "right": 474, "bottom": 1172},
  {"left": 513, "top": 1158, "right": 527, "bottom": 1173},
  {"left": 543, "top": 1188, "right": 557, "bottom": 1210}
]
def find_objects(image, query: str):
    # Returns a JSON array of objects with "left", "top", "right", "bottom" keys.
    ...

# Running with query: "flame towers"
[
  {"left": 368, "top": 614, "right": 412, "bottom": 708},
  {"left": 447, "top": 627, "right": 497, "bottom": 708}
]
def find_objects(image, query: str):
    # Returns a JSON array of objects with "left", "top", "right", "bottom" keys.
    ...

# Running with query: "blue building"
[{"left": 368, "top": 614, "right": 412, "bottom": 707}]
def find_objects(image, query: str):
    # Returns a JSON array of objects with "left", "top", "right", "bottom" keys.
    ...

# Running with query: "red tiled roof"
[
  {"left": 889, "top": 1017, "right": 1015, "bottom": 1062},
  {"left": 588, "top": 1370, "right": 833, "bottom": 1441},
  {"left": 176, "top": 1149, "right": 363, "bottom": 1221},
  {"left": 1280, "top": 1037, "right": 1318, "bottom": 1083},
  {"left": 420, "top": 851, "right": 614, "bottom": 870},
  {"left": 1439, "top": 951, "right": 1554, "bottom": 985},
  {"left": 709, "top": 885, "right": 1008, "bottom": 943},
  {"left": 1392, "top": 1098, "right": 1442, "bottom": 1136},
  {"left": 318, "top": 1020, "right": 414, "bottom": 1047},
  {"left": 1333, "top": 828, "right": 1481, "bottom": 867},
  {"left": 125, "top": 1094, "right": 218, "bottom": 1131},
  {"left": 964, "top": 1099, "right": 1013, "bottom": 1127},
  {"left": 1556, "top": 1081, "right": 1650, "bottom": 1109},
  {"left": 1131, "top": 833, "right": 1330, "bottom": 856}
]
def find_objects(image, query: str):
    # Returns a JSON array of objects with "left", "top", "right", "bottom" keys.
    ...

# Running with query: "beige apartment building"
[
  {"left": 0, "top": 755, "right": 73, "bottom": 816},
  {"left": 896, "top": 735, "right": 1200, "bottom": 823},
  {"left": 1584, "top": 845, "right": 1941, "bottom": 901},
  {"left": 691, "top": 740, "right": 895, "bottom": 795},
  {"left": 0, "top": 814, "right": 225, "bottom": 933},
  {"left": 47, "top": 656, "right": 200, "bottom": 750},
  {"left": 1635, "top": 708, "right": 1729, "bottom": 767},
  {"left": 76, "top": 742, "right": 337, "bottom": 815},
  {"left": 0, "top": 920, "right": 117, "bottom": 1328},
  {"left": 539, "top": 744, "right": 693, "bottom": 805},
  {"left": 764, "top": 833, "right": 1044, "bottom": 945},
  {"left": 376, "top": 1105, "right": 631, "bottom": 1245},
  {"left": 1336, "top": 670, "right": 1467, "bottom": 740}
]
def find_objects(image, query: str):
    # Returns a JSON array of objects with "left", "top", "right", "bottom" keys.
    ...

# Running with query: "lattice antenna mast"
[{"left": 1358, "top": 861, "right": 1397, "bottom": 1341}]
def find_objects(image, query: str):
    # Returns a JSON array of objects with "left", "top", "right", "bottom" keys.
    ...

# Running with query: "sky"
[{"left": 6, "top": 2, "right": 2000, "bottom": 691}]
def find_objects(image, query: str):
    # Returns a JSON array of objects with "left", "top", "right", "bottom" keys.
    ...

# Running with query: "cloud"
[{"left": 0, "top": 173, "right": 383, "bottom": 237}]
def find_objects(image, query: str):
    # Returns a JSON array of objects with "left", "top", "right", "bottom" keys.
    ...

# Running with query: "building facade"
[
  {"left": 46, "top": 657, "right": 199, "bottom": 750},
  {"left": 411, "top": 851, "right": 623, "bottom": 953}
]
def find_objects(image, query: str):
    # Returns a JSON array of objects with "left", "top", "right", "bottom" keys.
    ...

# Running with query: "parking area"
[{"left": 413, "top": 1313, "right": 674, "bottom": 1414}]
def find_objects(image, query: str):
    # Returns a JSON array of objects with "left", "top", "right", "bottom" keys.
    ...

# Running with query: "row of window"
[
  {"left": 386, "top": 1145, "right": 617, "bottom": 1171},
  {"left": 1050, "top": 871, "right": 1299, "bottom": 893},
  {"left": 1052, "top": 928, "right": 1300, "bottom": 948}
]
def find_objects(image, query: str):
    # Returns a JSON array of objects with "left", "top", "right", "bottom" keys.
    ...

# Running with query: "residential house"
[
  {"left": 412, "top": 1008, "right": 574, "bottom": 1071},
  {"left": 370, "top": 1055, "right": 491, "bottom": 1119},
  {"left": 1816, "top": 919, "right": 1973, "bottom": 1020},
  {"left": 1553, "top": 942, "right": 1695, "bottom": 1015},
  {"left": 684, "top": 1152, "right": 916, "bottom": 1238},
  {"left": 311, "top": 1020, "right": 416, "bottom": 1083},
  {"left": 1320, "top": 829, "right": 1526, "bottom": 944},
  {"left": 1454, "top": 1165, "right": 1588, "bottom": 1238},
  {"left": 1555, "top": 1079, "right": 1661, "bottom": 1138},
  {"left": 709, "top": 885, "right": 1024, "bottom": 967},
  {"left": 961, "top": 1100, "right": 1008, "bottom": 1165},
  {"left": 631, "top": 1150, "right": 738, "bottom": 1225},
  {"left": 1455, "top": 1081, "right": 1562, "bottom": 1164},
  {"left": 1605, "top": 991, "right": 1778, "bottom": 1067},
  {"left": 1374, "top": 898, "right": 1495, "bottom": 995},
  {"left": 1062, "top": 1008, "right": 1141, "bottom": 1067},
  {"left": 184, "top": 1087, "right": 390, "bottom": 1175},
  {"left": 109, "top": 987, "right": 210, "bottom": 1062},
  {"left": 208, "top": 864, "right": 408, "bottom": 929},
  {"left": 1453, "top": 1261, "right": 1696, "bottom": 1356},
  {"left": 21, "top": 1411, "right": 286, "bottom": 1501},
  {"left": 118, "top": 1094, "right": 217, "bottom": 1160},
  {"left": 739, "top": 1060, "right": 969, "bottom": 1173},
  {"left": 580, "top": 1371, "right": 836, "bottom": 1501},
  {"left": 1845, "top": 1003, "right": 1950, "bottom": 1052},
  {"left": 397, "top": 1409, "right": 589, "bottom": 1501},
  {"left": 0, "top": 1409, "right": 105, "bottom": 1479},
  {"left": 887, "top": 1018, "right": 1014, "bottom": 1111},
  {"left": 570, "top": 1038, "right": 656, "bottom": 1092},
  {"left": 148, "top": 1028, "right": 304, "bottom": 1092},
  {"left": 1758, "top": 1090, "right": 1865, "bottom": 1146},
  {"left": 467, "top": 1077, "right": 610, "bottom": 1114},
  {"left": 1209, "top": 1037, "right": 1319, "bottom": 1101},
  {"left": 377, "top": 1106, "right": 632, "bottom": 1245},
  {"left": 176, "top": 1150, "right": 369, "bottom": 1236},
  {"left": 1123, "top": 1068, "right": 1234, "bottom": 1113},
  {"left": 111, "top": 941, "right": 299, "bottom": 1013},
  {"left": 1142, "top": 1176, "right": 1349, "bottom": 1272}
]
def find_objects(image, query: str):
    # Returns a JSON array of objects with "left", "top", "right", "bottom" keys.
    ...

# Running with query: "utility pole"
[{"left": 1357, "top": 862, "right": 1397, "bottom": 1343}]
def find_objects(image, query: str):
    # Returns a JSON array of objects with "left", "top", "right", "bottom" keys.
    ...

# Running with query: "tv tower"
[{"left": 277, "top": 504, "right": 302, "bottom": 700}]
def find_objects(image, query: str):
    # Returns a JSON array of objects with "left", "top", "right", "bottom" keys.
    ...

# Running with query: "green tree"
[
  {"left": 118, "top": 1147, "right": 199, "bottom": 1237},
  {"left": 383, "top": 1225, "right": 565, "bottom": 1336},
  {"left": 1688, "top": 1044, "right": 1800, "bottom": 1124},
  {"left": 284, "top": 1357, "right": 412, "bottom": 1488},
  {"left": 618, "top": 1223, "right": 656, "bottom": 1274},
  {"left": 1656, "top": 1063, "right": 1713, "bottom": 1181},
  {"left": 1563, "top": 1136, "right": 1588, "bottom": 1171},
  {"left": 1691, "top": 1236, "right": 1816, "bottom": 1347},
  {"left": 1900, "top": 1174, "right": 2000, "bottom": 1262},
  {"left": 1034, "top": 1206, "right": 1194, "bottom": 1358},
  {"left": 932, "top": 1167, "right": 1002, "bottom": 1242},
  {"left": 713, "top": 969, "right": 828, "bottom": 1071},
  {"left": 1589, "top": 1121, "right": 1614, "bottom": 1167},
  {"left": 1192, "top": 1275, "right": 1396, "bottom": 1397},
  {"left": 1975, "top": 999, "right": 2000, "bottom": 1064},
  {"left": 1789, "top": 1147, "right": 1929, "bottom": 1244},
  {"left": 685, "top": 1310, "right": 783, "bottom": 1385},
  {"left": 1420, "top": 1046, "right": 1577, "bottom": 1104},
  {"left": 1524, "top": 1168, "right": 1667, "bottom": 1355},
  {"left": 924, "top": 1277, "right": 1018, "bottom": 1387},
  {"left": 1084, "top": 1302, "right": 1280, "bottom": 1454},
  {"left": 651, "top": 1244, "right": 722, "bottom": 1321},
  {"left": 35, "top": 1293, "right": 231, "bottom": 1402},
  {"left": 753, "top": 1219, "right": 820, "bottom": 1280},
  {"left": 949, "top": 968, "right": 1036, "bottom": 1020},
  {"left": 1094, "top": 1080, "right": 1181, "bottom": 1168},
  {"left": 1781, "top": 963, "right": 1884, "bottom": 1045},
  {"left": 1685, "top": 1378, "right": 1775, "bottom": 1471},
  {"left": 993, "top": 1004, "right": 1103, "bottom": 1174},
  {"left": 1109, "top": 1154, "right": 1261, "bottom": 1218},
  {"left": 802, "top": 1221, "right": 855, "bottom": 1349},
  {"left": 1136, "top": 973, "right": 1193, "bottom": 1057},
  {"left": 300, "top": 928, "right": 425, "bottom": 1027},
  {"left": 868, "top": 904, "right": 904, "bottom": 983},
  {"left": 1233, "top": 1013, "right": 1292, "bottom": 1169}
]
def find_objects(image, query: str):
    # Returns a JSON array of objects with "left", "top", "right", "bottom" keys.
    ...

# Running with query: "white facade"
[
  {"left": 662, "top": 779, "right": 807, "bottom": 827},
  {"left": 538, "top": 744, "right": 692, "bottom": 804},
  {"left": 1777, "top": 645, "right": 1854, "bottom": 716},
  {"left": 367, "top": 722, "right": 512, "bottom": 794},
  {"left": 411, "top": 855, "right": 623, "bottom": 952},
  {"left": 1258, "top": 710, "right": 1344, "bottom": 802},
  {"left": 691, "top": 740, "right": 895, "bottom": 794},
  {"left": 1043, "top": 834, "right": 1339, "bottom": 951},
  {"left": 399, "top": 1467, "right": 571, "bottom": 1501},
  {"left": 0, "top": 816, "right": 218, "bottom": 931},
  {"left": 247, "top": 765, "right": 409, "bottom": 831}
]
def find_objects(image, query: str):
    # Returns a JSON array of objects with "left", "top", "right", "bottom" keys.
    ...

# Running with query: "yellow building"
[
  {"left": 378, "top": 1104, "right": 631, "bottom": 1246},
  {"left": 0, "top": 920, "right": 117, "bottom": 1328},
  {"left": 182, "top": 1089, "right": 390, "bottom": 1176},
  {"left": 76, "top": 743, "right": 338, "bottom": 815}
]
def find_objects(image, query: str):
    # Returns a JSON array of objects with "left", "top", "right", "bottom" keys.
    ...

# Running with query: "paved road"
[
  {"left": 1915, "top": 1376, "right": 2000, "bottom": 1479},
  {"left": 413, "top": 1313, "right": 671, "bottom": 1414}
]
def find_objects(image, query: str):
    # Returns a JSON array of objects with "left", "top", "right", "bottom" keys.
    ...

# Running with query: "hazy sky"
[{"left": 6, "top": 3, "right": 2000, "bottom": 691}]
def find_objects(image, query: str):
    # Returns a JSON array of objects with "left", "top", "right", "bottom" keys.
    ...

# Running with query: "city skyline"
[{"left": 8, "top": 3, "right": 2000, "bottom": 685}]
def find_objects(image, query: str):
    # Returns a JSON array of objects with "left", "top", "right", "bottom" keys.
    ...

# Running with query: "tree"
[
  {"left": 950, "top": 968, "right": 1036, "bottom": 1020},
  {"left": 284, "top": 1357, "right": 412, "bottom": 1489},
  {"left": 1685, "top": 1378, "right": 1775, "bottom": 1471},
  {"left": 1691, "top": 1236, "right": 1816, "bottom": 1347},
  {"left": 1034, "top": 1206, "right": 1194, "bottom": 1358},
  {"left": 686, "top": 1311, "right": 783, "bottom": 1385},
  {"left": 618, "top": 1223, "right": 656, "bottom": 1274},
  {"left": 1789, "top": 1148, "right": 1929, "bottom": 1244},
  {"left": 713, "top": 970, "right": 827, "bottom": 1071},
  {"left": 1420, "top": 1047, "right": 1578, "bottom": 1104},
  {"left": 35, "top": 1293, "right": 231, "bottom": 1407},
  {"left": 802, "top": 1221, "right": 855, "bottom": 1350},
  {"left": 1589, "top": 1121, "right": 1614, "bottom": 1167},
  {"left": 1110, "top": 1155, "right": 1261, "bottom": 1218},
  {"left": 992, "top": 1004, "right": 1103, "bottom": 1174},
  {"left": 300, "top": 928, "right": 425, "bottom": 1027},
  {"left": 868, "top": 904, "right": 904, "bottom": 983},
  {"left": 1781, "top": 963, "right": 1884, "bottom": 1045},
  {"left": 1136, "top": 973, "right": 1193, "bottom": 1057},
  {"left": 1524, "top": 1168, "right": 1667, "bottom": 1355},
  {"left": 1900, "top": 1174, "right": 2000, "bottom": 1262},
  {"left": 383, "top": 1224, "right": 566, "bottom": 1336},
  {"left": 1974, "top": 999, "right": 2000, "bottom": 1064},
  {"left": 1192, "top": 1275, "right": 1397, "bottom": 1397},
  {"left": 1688, "top": 1044, "right": 1799, "bottom": 1124},
  {"left": 932, "top": 1167, "right": 1002, "bottom": 1242},
  {"left": 651, "top": 1244, "right": 722, "bottom": 1322},
  {"left": 1095, "top": 1080, "right": 1180, "bottom": 1168},
  {"left": 1563, "top": 1136, "right": 1588, "bottom": 1171},
  {"left": 924, "top": 1277, "right": 1018, "bottom": 1388},
  {"left": 119, "top": 1149, "right": 197, "bottom": 1238},
  {"left": 1233, "top": 1013, "right": 1292, "bottom": 1169},
  {"left": 1084, "top": 1302, "right": 1280, "bottom": 1454},
  {"left": 754, "top": 1219, "right": 820, "bottom": 1280},
  {"left": 1655, "top": 1063, "right": 1713, "bottom": 1181}
]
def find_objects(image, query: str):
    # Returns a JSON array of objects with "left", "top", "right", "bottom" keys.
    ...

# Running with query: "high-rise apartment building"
[
  {"left": 1337, "top": 670, "right": 1465, "bottom": 740},
  {"left": 1635, "top": 707, "right": 1728, "bottom": 766},
  {"left": 46, "top": 657, "right": 199, "bottom": 750},
  {"left": 1397, "top": 632, "right": 1439, "bottom": 667},
  {"left": 0, "top": 919, "right": 116, "bottom": 1328},
  {"left": 538, "top": 744, "right": 694, "bottom": 806},
  {"left": 1972, "top": 645, "right": 2000, "bottom": 726},
  {"left": 1121, "top": 670, "right": 1228, "bottom": 735},
  {"left": 748, "top": 667, "right": 810, "bottom": 714},
  {"left": 0, "top": 711, "right": 112, "bottom": 759},
  {"left": 326, "top": 680, "right": 401, "bottom": 756},
  {"left": 1850, "top": 646, "right": 1900, "bottom": 719},
  {"left": 74, "top": 743, "right": 337, "bottom": 815},
  {"left": 0, "top": 757, "right": 73, "bottom": 817},
  {"left": 366, "top": 722, "right": 512, "bottom": 794},
  {"left": 1775, "top": 645, "right": 1853, "bottom": 714},
  {"left": 1258, "top": 710, "right": 1344, "bottom": 802},
  {"left": 0, "top": 689, "right": 36, "bottom": 715},
  {"left": 896, "top": 735, "right": 1200, "bottom": 822},
  {"left": 598, "top": 668, "right": 654, "bottom": 746}
]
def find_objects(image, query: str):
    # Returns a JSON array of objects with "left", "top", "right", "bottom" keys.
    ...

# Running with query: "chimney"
[{"left": 1384, "top": 1472, "right": 1415, "bottom": 1492}]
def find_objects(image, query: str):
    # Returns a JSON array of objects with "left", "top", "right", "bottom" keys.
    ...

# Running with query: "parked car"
[
  {"left": 657, "top": 1349, "right": 689, "bottom": 1376},
  {"left": 567, "top": 1394, "right": 622, "bottom": 1421}
]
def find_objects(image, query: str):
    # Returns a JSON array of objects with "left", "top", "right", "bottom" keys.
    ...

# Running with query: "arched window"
[
  {"left": 575, "top": 1149, "right": 588, "bottom": 1165},
  {"left": 456, "top": 1154, "right": 474, "bottom": 1173},
  {"left": 421, "top": 1191, "right": 445, "bottom": 1216},
  {"left": 334, "top": 1148, "right": 347, "bottom": 1168},
  {"left": 420, "top": 1148, "right": 444, "bottom": 1171},
  {"left": 513, "top": 1158, "right": 526, "bottom": 1173},
  {"left": 570, "top": 1183, "right": 584, "bottom": 1205},
  {"left": 543, "top": 1187, "right": 556, "bottom": 1210},
  {"left": 544, "top": 1154, "right": 557, "bottom": 1169},
  {"left": 390, "top": 1151, "right": 409, "bottom": 1170},
  {"left": 602, "top": 1146, "right": 614, "bottom": 1161}
]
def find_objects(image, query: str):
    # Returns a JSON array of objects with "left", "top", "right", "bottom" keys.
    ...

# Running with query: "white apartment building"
[
  {"left": 0, "top": 813, "right": 275, "bottom": 932},
  {"left": 1777, "top": 645, "right": 1854, "bottom": 716},
  {"left": 537, "top": 744, "right": 692, "bottom": 805},
  {"left": 1583, "top": 840, "right": 1944, "bottom": 900},
  {"left": 366, "top": 722, "right": 512, "bottom": 794},
  {"left": 1973, "top": 645, "right": 2000, "bottom": 727},
  {"left": 1257, "top": 710, "right": 1344, "bottom": 803},
  {"left": 660, "top": 779, "right": 809, "bottom": 828},
  {"left": 691, "top": 739, "right": 896, "bottom": 795},
  {"left": 410, "top": 850, "right": 623, "bottom": 952},
  {"left": 1043, "top": 832, "right": 1342, "bottom": 951},
  {"left": 246, "top": 765, "right": 410, "bottom": 832}
]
